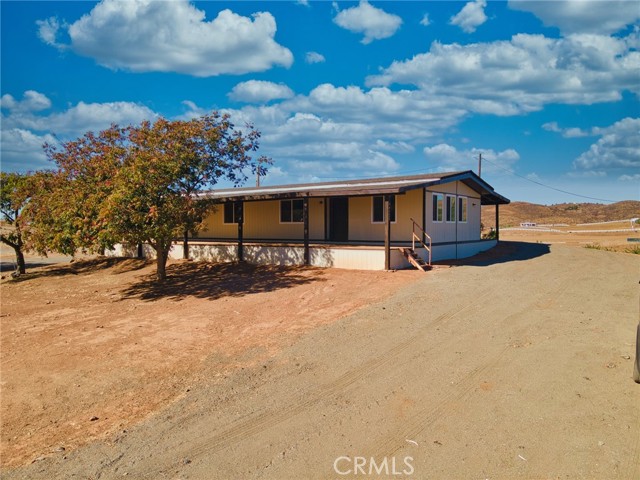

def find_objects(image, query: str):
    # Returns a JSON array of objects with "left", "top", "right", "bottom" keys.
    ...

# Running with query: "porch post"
[
  {"left": 303, "top": 197, "right": 310, "bottom": 265},
  {"left": 495, "top": 203, "right": 500, "bottom": 241},
  {"left": 384, "top": 194, "right": 391, "bottom": 270},
  {"left": 237, "top": 201, "right": 244, "bottom": 262}
]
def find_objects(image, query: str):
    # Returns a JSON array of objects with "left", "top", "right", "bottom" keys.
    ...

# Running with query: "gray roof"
[{"left": 201, "top": 170, "right": 510, "bottom": 205}]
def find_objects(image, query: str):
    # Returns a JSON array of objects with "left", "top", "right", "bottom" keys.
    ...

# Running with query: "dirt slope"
[
  {"left": 4, "top": 243, "right": 639, "bottom": 480},
  {"left": 482, "top": 200, "right": 640, "bottom": 228}
]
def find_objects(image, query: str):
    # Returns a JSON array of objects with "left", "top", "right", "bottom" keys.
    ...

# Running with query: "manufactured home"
[{"left": 142, "top": 170, "right": 508, "bottom": 271}]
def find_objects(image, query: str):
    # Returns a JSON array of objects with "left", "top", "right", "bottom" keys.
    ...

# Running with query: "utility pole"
[{"left": 478, "top": 153, "right": 482, "bottom": 178}]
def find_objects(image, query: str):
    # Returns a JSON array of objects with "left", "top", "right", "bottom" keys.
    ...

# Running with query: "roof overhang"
[{"left": 200, "top": 170, "right": 510, "bottom": 205}]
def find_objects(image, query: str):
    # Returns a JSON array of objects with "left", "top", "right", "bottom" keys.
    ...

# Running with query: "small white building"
[{"left": 166, "top": 170, "right": 510, "bottom": 271}]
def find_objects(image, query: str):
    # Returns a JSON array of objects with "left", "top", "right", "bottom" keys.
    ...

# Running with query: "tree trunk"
[
  {"left": 14, "top": 246, "right": 26, "bottom": 274},
  {"left": 155, "top": 242, "right": 171, "bottom": 281},
  {"left": 183, "top": 228, "right": 189, "bottom": 260}
]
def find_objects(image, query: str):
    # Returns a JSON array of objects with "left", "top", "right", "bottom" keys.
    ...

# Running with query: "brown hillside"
[{"left": 482, "top": 200, "right": 640, "bottom": 229}]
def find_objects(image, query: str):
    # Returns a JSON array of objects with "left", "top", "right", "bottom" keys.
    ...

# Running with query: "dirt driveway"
[{"left": 2, "top": 242, "right": 640, "bottom": 479}]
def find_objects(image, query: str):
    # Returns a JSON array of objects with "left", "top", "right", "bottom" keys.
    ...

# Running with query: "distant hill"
[{"left": 481, "top": 200, "right": 640, "bottom": 229}]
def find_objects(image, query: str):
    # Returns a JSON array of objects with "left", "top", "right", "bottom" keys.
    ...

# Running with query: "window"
[
  {"left": 446, "top": 195, "right": 456, "bottom": 222},
  {"left": 223, "top": 201, "right": 242, "bottom": 224},
  {"left": 280, "top": 199, "right": 304, "bottom": 223},
  {"left": 372, "top": 195, "right": 396, "bottom": 223},
  {"left": 458, "top": 197, "right": 467, "bottom": 222},
  {"left": 432, "top": 193, "right": 444, "bottom": 222}
]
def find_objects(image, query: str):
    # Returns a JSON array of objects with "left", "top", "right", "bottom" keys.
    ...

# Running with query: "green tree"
[
  {"left": 105, "top": 114, "right": 269, "bottom": 280},
  {"left": 0, "top": 172, "right": 32, "bottom": 274},
  {"left": 42, "top": 113, "right": 269, "bottom": 281}
]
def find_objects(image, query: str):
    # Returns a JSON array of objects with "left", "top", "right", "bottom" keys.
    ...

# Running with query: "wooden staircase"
[
  {"left": 401, "top": 218, "right": 433, "bottom": 272},
  {"left": 399, "top": 247, "right": 431, "bottom": 272}
]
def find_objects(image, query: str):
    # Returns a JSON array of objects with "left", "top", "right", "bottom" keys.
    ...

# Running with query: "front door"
[{"left": 329, "top": 197, "right": 349, "bottom": 242}]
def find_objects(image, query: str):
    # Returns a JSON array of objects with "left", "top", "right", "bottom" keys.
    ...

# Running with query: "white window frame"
[
  {"left": 371, "top": 195, "right": 397, "bottom": 224},
  {"left": 446, "top": 195, "right": 456, "bottom": 223},
  {"left": 432, "top": 193, "right": 444, "bottom": 223},
  {"left": 458, "top": 196, "right": 468, "bottom": 223},
  {"left": 279, "top": 199, "right": 304, "bottom": 224}
]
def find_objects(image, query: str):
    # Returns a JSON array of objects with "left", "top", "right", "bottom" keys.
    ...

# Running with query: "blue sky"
[{"left": 1, "top": 0, "right": 639, "bottom": 204}]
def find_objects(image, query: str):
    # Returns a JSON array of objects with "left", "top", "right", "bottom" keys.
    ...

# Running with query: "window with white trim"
[
  {"left": 446, "top": 195, "right": 456, "bottom": 222},
  {"left": 372, "top": 195, "right": 396, "bottom": 223},
  {"left": 432, "top": 193, "right": 443, "bottom": 222},
  {"left": 280, "top": 199, "right": 304, "bottom": 223},
  {"left": 458, "top": 196, "right": 467, "bottom": 223},
  {"left": 223, "top": 201, "right": 242, "bottom": 224}
]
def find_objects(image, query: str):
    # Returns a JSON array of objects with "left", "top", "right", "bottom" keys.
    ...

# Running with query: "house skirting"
[{"left": 107, "top": 239, "right": 497, "bottom": 271}]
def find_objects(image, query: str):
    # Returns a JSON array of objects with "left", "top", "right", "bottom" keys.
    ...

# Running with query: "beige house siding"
[
  {"left": 197, "top": 182, "right": 482, "bottom": 244},
  {"left": 425, "top": 181, "right": 481, "bottom": 243},
  {"left": 198, "top": 198, "right": 324, "bottom": 240},
  {"left": 348, "top": 188, "right": 423, "bottom": 242}
]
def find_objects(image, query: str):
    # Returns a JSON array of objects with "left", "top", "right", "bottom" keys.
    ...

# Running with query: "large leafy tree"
[
  {"left": 25, "top": 127, "right": 126, "bottom": 257},
  {"left": 0, "top": 172, "right": 33, "bottom": 274},
  {"left": 41, "top": 113, "right": 269, "bottom": 281}
]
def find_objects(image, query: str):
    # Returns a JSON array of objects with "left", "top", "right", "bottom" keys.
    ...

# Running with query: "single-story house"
[{"left": 144, "top": 169, "right": 508, "bottom": 271}]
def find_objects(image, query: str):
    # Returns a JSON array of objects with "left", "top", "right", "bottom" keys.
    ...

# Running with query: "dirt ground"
[
  {"left": 0, "top": 255, "right": 418, "bottom": 469},
  {"left": 2, "top": 241, "right": 639, "bottom": 479}
]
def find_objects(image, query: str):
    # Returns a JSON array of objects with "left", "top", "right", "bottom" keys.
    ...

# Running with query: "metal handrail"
[{"left": 409, "top": 217, "right": 432, "bottom": 266}]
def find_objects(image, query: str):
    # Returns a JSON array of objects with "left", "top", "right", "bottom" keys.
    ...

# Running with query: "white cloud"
[
  {"left": 423, "top": 143, "right": 519, "bottom": 173},
  {"left": 1, "top": 91, "right": 52, "bottom": 112},
  {"left": 228, "top": 80, "right": 294, "bottom": 103},
  {"left": 573, "top": 117, "right": 640, "bottom": 171},
  {"left": 450, "top": 0, "right": 487, "bottom": 33},
  {"left": 305, "top": 51, "right": 326, "bottom": 64},
  {"left": 367, "top": 32, "right": 640, "bottom": 115},
  {"left": 509, "top": 0, "right": 640, "bottom": 35},
  {"left": 38, "top": 0, "right": 293, "bottom": 77},
  {"left": 333, "top": 0, "right": 402, "bottom": 44},
  {"left": 0, "top": 128, "right": 57, "bottom": 172},
  {"left": 619, "top": 173, "right": 640, "bottom": 182},
  {"left": 542, "top": 122, "right": 589, "bottom": 138},
  {"left": 420, "top": 13, "right": 430, "bottom": 27},
  {"left": 6, "top": 101, "right": 156, "bottom": 135},
  {"left": 36, "top": 16, "right": 65, "bottom": 49}
]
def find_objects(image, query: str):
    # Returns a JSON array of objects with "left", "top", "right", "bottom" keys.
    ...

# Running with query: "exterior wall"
[
  {"left": 425, "top": 181, "right": 482, "bottom": 244},
  {"left": 198, "top": 198, "right": 325, "bottom": 241},
  {"left": 348, "top": 188, "right": 423, "bottom": 242},
  {"left": 108, "top": 239, "right": 496, "bottom": 270}
]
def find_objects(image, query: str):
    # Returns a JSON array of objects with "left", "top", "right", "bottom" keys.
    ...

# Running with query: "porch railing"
[{"left": 409, "top": 217, "right": 432, "bottom": 266}]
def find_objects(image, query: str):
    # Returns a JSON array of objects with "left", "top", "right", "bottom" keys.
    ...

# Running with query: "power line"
[{"left": 481, "top": 157, "right": 618, "bottom": 203}]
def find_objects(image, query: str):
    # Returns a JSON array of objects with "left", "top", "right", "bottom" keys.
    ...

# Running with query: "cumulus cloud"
[
  {"left": 1, "top": 90, "right": 52, "bottom": 112},
  {"left": 305, "top": 51, "right": 326, "bottom": 64},
  {"left": 333, "top": 0, "right": 402, "bottom": 44},
  {"left": 228, "top": 80, "right": 294, "bottom": 103},
  {"left": 619, "top": 173, "right": 640, "bottom": 182},
  {"left": 420, "top": 14, "right": 431, "bottom": 27},
  {"left": 542, "top": 122, "right": 589, "bottom": 138},
  {"left": 37, "top": 0, "right": 293, "bottom": 77},
  {"left": 367, "top": 32, "right": 640, "bottom": 114},
  {"left": 1, "top": 128, "right": 58, "bottom": 172},
  {"left": 1, "top": 91, "right": 158, "bottom": 171},
  {"left": 509, "top": 0, "right": 640, "bottom": 35},
  {"left": 573, "top": 117, "right": 640, "bottom": 171},
  {"left": 450, "top": 0, "right": 487, "bottom": 33},
  {"left": 36, "top": 16, "right": 65, "bottom": 49},
  {"left": 423, "top": 143, "right": 520, "bottom": 173}
]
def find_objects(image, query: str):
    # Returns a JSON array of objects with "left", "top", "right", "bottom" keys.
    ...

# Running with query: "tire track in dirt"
[
  {"left": 365, "top": 269, "right": 576, "bottom": 463},
  {"left": 128, "top": 289, "right": 496, "bottom": 479}
]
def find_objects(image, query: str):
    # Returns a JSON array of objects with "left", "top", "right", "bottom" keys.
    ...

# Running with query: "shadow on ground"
[
  {"left": 436, "top": 241, "right": 551, "bottom": 268},
  {"left": 4, "top": 257, "right": 150, "bottom": 282},
  {"left": 120, "top": 261, "right": 324, "bottom": 302}
]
